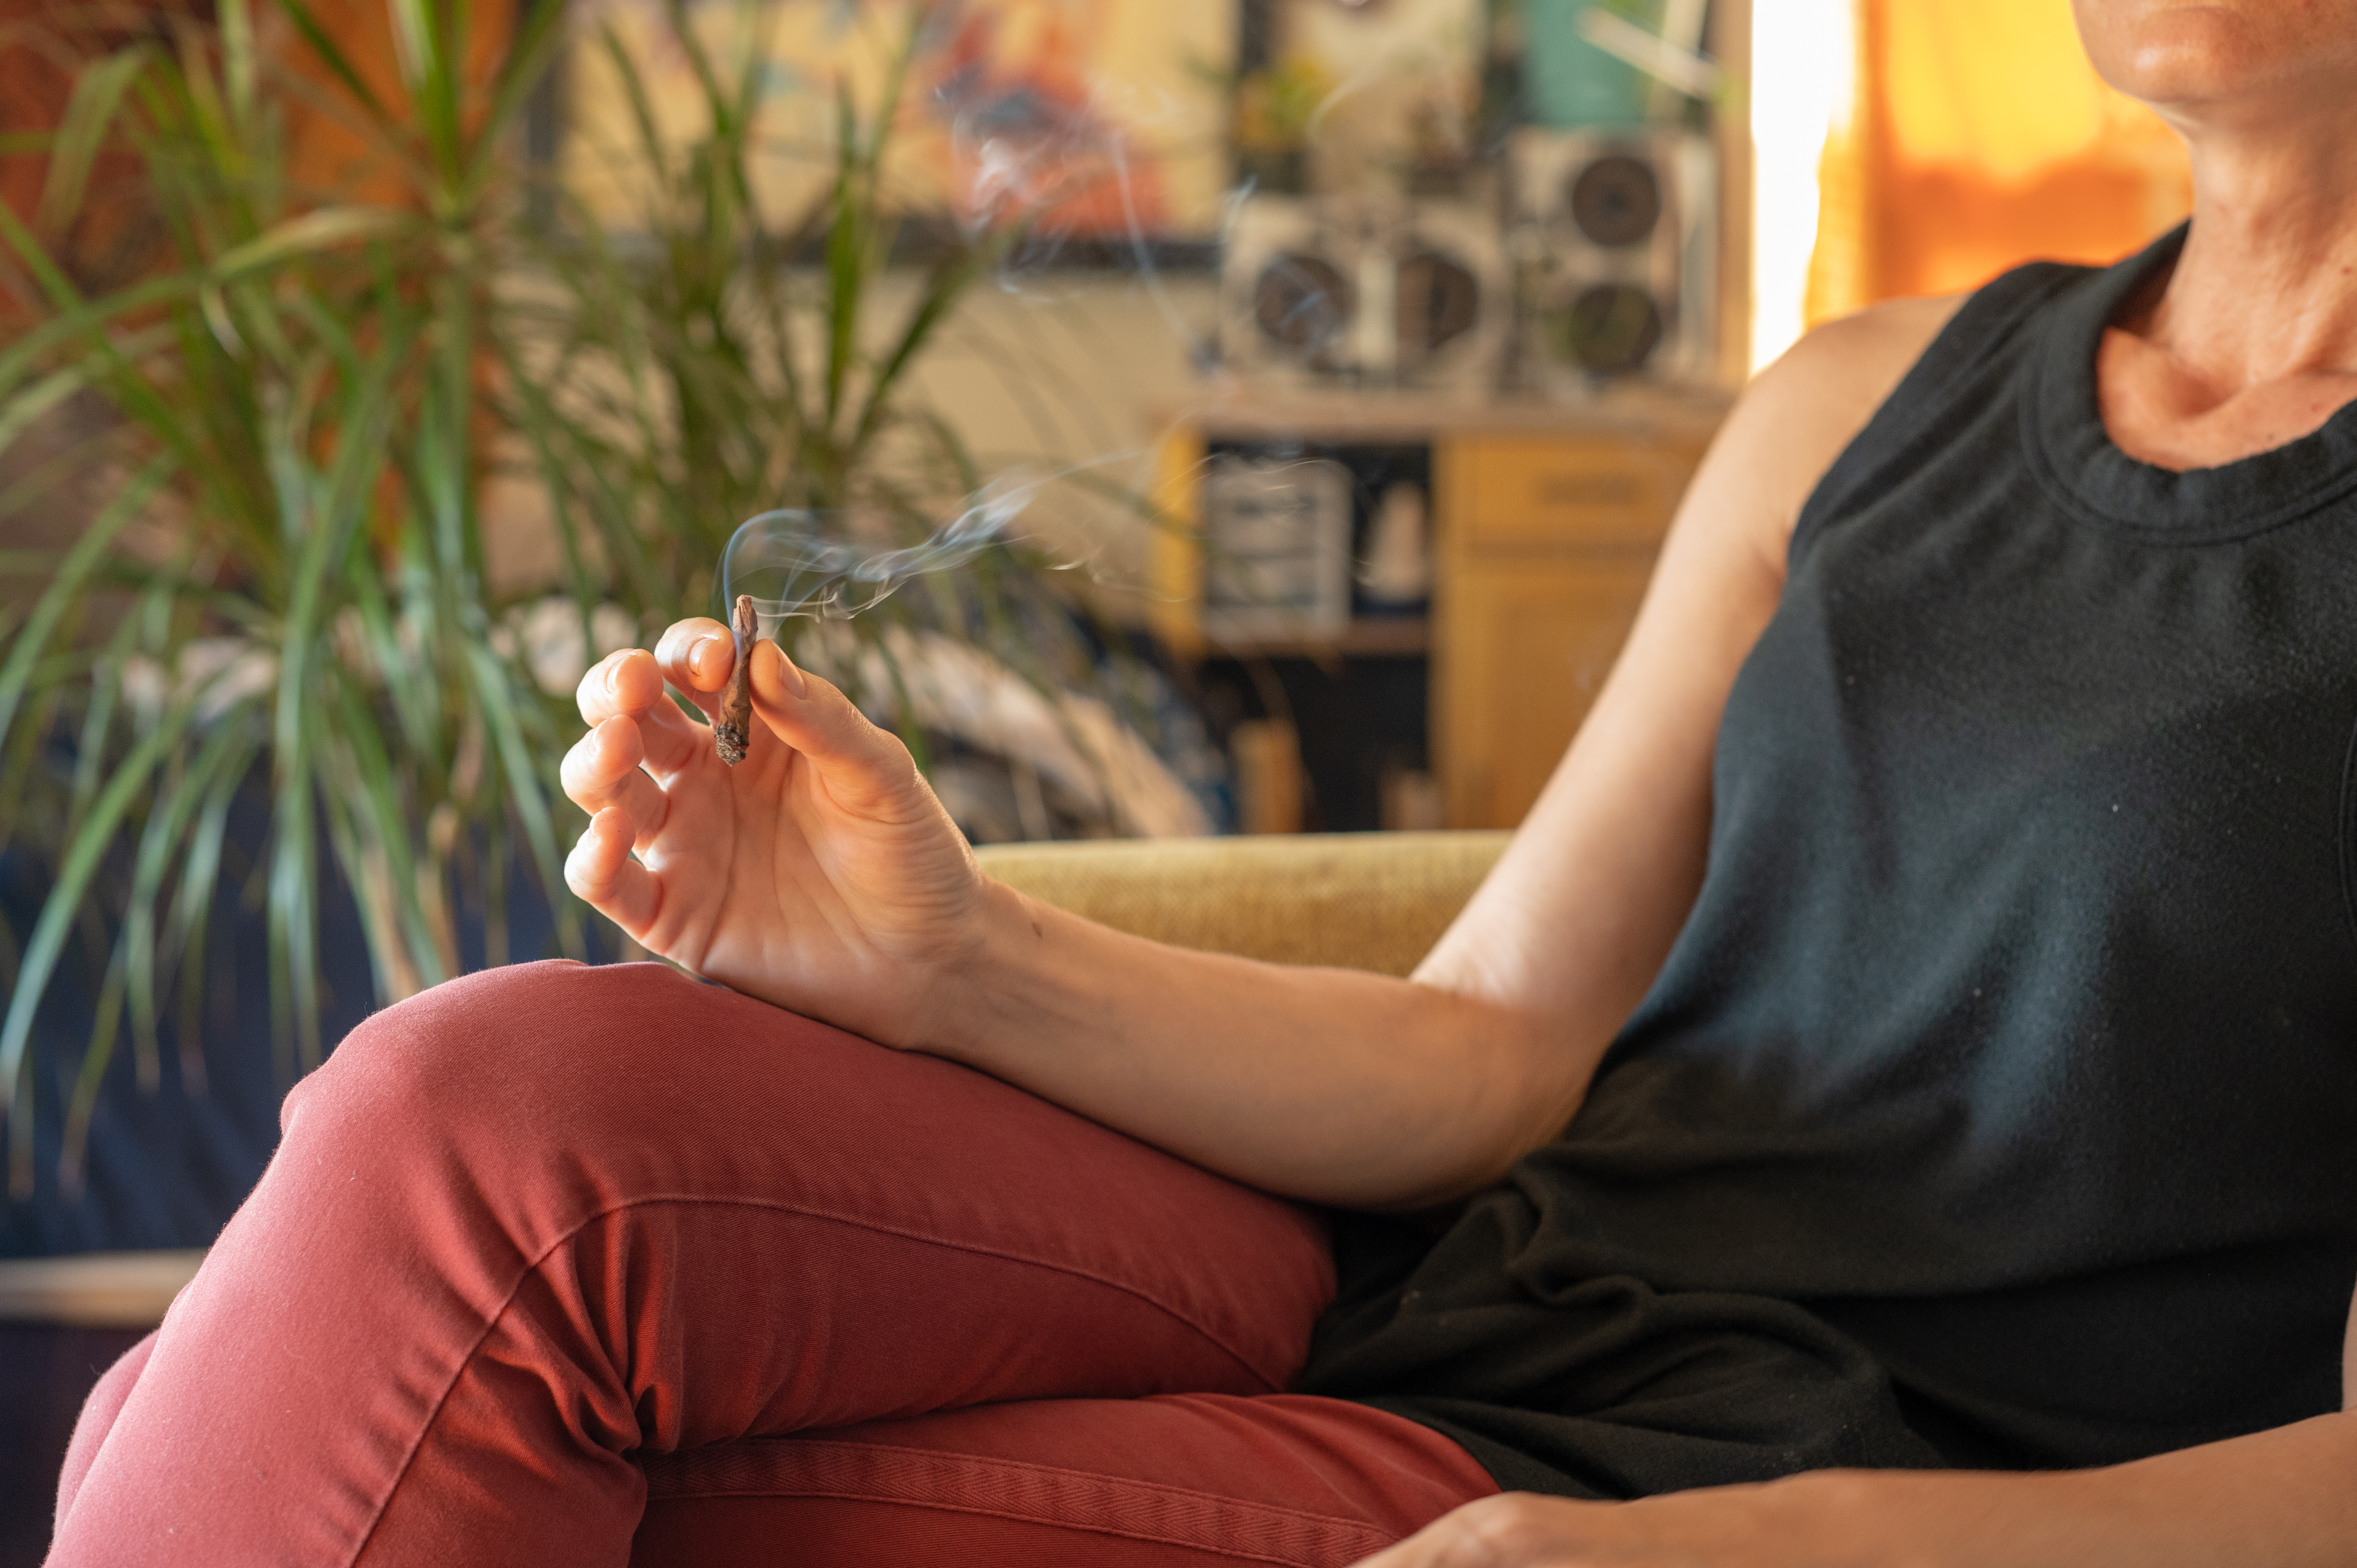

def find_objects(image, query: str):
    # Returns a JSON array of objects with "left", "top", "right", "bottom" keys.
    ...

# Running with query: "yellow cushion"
[{"left": 974, "top": 831, "right": 1512, "bottom": 976}]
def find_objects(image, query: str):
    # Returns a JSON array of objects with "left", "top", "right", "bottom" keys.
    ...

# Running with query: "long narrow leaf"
[
  {"left": 0, "top": 201, "right": 226, "bottom": 479},
  {"left": 221, "top": 0, "right": 259, "bottom": 130},
  {"left": 269, "top": 0, "right": 408, "bottom": 151},
  {"left": 821, "top": 79, "right": 864, "bottom": 434},
  {"left": 0, "top": 366, "right": 90, "bottom": 464},
  {"left": 0, "top": 455, "right": 172, "bottom": 749},
  {"left": 170, "top": 721, "right": 258, "bottom": 1097},
  {"left": 65, "top": 611, "right": 144, "bottom": 829},
  {"left": 385, "top": 0, "right": 463, "bottom": 189},
  {"left": 465, "top": 645, "right": 577, "bottom": 957},
  {"left": 0, "top": 239, "right": 200, "bottom": 401},
  {"left": 663, "top": 0, "right": 735, "bottom": 140},
  {"left": 337, "top": 679, "right": 447, "bottom": 988},
  {"left": 35, "top": 46, "right": 157, "bottom": 244},
  {"left": 272, "top": 320, "right": 405, "bottom": 773},
  {"left": 59, "top": 934, "right": 133, "bottom": 1197},
  {"left": 0, "top": 708, "right": 189, "bottom": 1114},
  {"left": 850, "top": 242, "right": 992, "bottom": 460},
  {"left": 212, "top": 206, "right": 410, "bottom": 281},
  {"left": 125, "top": 706, "right": 255, "bottom": 1089},
  {"left": 598, "top": 22, "right": 671, "bottom": 210},
  {"left": 267, "top": 732, "right": 320, "bottom": 1075},
  {"left": 467, "top": 0, "right": 572, "bottom": 202}
]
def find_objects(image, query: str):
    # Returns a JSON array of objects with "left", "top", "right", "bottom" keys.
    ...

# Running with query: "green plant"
[
  {"left": 0, "top": 0, "right": 569, "bottom": 1195},
  {"left": 0, "top": 0, "right": 1201, "bottom": 1195}
]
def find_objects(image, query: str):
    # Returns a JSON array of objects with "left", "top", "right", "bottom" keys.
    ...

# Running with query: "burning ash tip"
[{"left": 716, "top": 593, "right": 759, "bottom": 767}]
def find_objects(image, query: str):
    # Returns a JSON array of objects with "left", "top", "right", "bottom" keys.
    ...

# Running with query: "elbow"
[
  {"left": 1458, "top": 1079, "right": 1585, "bottom": 1202},
  {"left": 1481, "top": 1005, "right": 1595, "bottom": 1176},
  {"left": 1368, "top": 1007, "right": 1590, "bottom": 1213},
  {"left": 1358, "top": 1105, "right": 1576, "bottom": 1214}
]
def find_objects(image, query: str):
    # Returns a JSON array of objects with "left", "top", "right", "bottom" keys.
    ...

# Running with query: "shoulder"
[
  {"left": 1772, "top": 293, "right": 1971, "bottom": 401},
  {"left": 1687, "top": 294, "right": 1970, "bottom": 565}
]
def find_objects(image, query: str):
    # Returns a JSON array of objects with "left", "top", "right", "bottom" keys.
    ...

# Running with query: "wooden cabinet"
[
  {"left": 1451, "top": 436, "right": 1687, "bottom": 553},
  {"left": 1152, "top": 392, "right": 1724, "bottom": 831},
  {"left": 1433, "top": 553, "right": 1658, "bottom": 829},
  {"left": 1434, "top": 430, "right": 1709, "bottom": 827}
]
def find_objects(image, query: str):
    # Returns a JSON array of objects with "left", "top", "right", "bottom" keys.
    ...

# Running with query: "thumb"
[{"left": 748, "top": 640, "right": 931, "bottom": 818}]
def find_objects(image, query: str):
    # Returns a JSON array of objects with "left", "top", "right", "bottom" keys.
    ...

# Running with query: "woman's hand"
[{"left": 558, "top": 618, "right": 986, "bottom": 1047}]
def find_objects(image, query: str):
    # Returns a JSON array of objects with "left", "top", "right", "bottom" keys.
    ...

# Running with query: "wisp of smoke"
[{"left": 718, "top": 473, "right": 1045, "bottom": 638}]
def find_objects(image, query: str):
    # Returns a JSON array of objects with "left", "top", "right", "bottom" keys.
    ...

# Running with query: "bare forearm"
[
  {"left": 917, "top": 879, "right": 1589, "bottom": 1208},
  {"left": 1366, "top": 1414, "right": 2357, "bottom": 1567},
  {"left": 1772, "top": 1414, "right": 2357, "bottom": 1568}
]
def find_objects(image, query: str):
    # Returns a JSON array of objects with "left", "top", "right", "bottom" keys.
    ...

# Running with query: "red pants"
[{"left": 46, "top": 961, "right": 1496, "bottom": 1566}]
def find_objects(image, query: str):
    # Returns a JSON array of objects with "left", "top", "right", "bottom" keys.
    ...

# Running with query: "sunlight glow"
[{"left": 1748, "top": 0, "right": 1854, "bottom": 373}]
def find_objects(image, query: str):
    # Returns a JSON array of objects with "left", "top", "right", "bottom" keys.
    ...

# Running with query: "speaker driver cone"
[
  {"left": 1252, "top": 253, "right": 1355, "bottom": 357},
  {"left": 1551, "top": 283, "right": 1665, "bottom": 375},
  {"left": 1567, "top": 154, "right": 1663, "bottom": 248},
  {"left": 1394, "top": 249, "right": 1481, "bottom": 358}
]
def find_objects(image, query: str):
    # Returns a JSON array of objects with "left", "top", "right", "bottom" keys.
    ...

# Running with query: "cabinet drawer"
[
  {"left": 1450, "top": 436, "right": 1683, "bottom": 552},
  {"left": 1434, "top": 556, "right": 1654, "bottom": 828}
]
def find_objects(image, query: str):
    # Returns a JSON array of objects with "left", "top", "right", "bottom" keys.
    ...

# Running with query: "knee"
[
  {"left": 279, "top": 960, "right": 723, "bottom": 1181},
  {"left": 55, "top": 1331, "right": 157, "bottom": 1526}
]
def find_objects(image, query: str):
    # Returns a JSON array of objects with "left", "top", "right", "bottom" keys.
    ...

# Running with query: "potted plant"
[
  {"left": 0, "top": 0, "right": 571, "bottom": 1195},
  {"left": 0, "top": 0, "right": 1203, "bottom": 1199}
]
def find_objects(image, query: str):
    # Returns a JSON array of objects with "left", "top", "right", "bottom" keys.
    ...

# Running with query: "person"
[{"left": 44, "top": 1, "right": 2357, "bottom": 1563}]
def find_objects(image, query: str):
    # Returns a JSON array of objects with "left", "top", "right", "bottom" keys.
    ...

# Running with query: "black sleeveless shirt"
[{"left": 1300, "top": 228, "right": 2357, "bottom": 1497}]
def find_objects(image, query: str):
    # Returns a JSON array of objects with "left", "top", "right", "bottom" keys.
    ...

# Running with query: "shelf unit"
[{"left": 1153, "top": 386, "right": 1727, "bottom": 830}]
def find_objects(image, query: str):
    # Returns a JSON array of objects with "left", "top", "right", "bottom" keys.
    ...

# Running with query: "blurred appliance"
[
  {"left": 1198, "top": 456, "right": 1353, "bottom": 641},
  {"left": 1356, "top": 480, "right": 1430, "bottom": 611},
  {"left": 1220, "top": 196, "right": 1507, "bottom": 390},
  {"left": 1507, "top": 128, "right": 1717, "bottom": 384}
]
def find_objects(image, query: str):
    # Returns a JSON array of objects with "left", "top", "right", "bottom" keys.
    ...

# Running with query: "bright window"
[{"left": 1751, "top": 0, "right": 2191, "bottom": 373}]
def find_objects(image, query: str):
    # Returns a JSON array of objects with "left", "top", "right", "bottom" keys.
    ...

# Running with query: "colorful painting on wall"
[{"left": 564, "top": 0, "right": 1235, "bottom": 242}]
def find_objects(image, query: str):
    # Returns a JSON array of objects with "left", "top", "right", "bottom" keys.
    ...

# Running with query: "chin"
[{"left": 2071, "top": 0, "right": 2357, "bottom": 111}]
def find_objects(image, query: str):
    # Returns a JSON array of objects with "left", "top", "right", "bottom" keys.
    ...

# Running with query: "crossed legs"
[{"left": 48, "top": 961, "right": 1494, "bottom": 1566}]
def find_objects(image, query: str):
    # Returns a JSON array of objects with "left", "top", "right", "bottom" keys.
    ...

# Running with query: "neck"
[{"left": 2138, "top": 119, "right": 2357, "bottom": 391}]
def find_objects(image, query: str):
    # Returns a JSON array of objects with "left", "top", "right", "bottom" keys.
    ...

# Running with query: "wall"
[
  {"left": 482, "top": 267, "right": 1221, "bottom": 604},
  {"left": 904, "top": 270, "right": 1220, "bottom": 591}
]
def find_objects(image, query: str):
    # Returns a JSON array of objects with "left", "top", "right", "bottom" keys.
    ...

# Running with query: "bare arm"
[
  {"left": 1412, "top": 297, "right": 1965, "bottom": 1053},
  {"left": 563, "top": 298, "right": 1963, "bottom": 1211},
  {"left": 910, "top": 297, "right": 1969, "bottom": 1208},
  {"left": 1358, "top": 1340, "right": 2357, "bottom": 1567},
  {"left": 1360, "top": 1259, "right": 2357, "bottom": 1566}
]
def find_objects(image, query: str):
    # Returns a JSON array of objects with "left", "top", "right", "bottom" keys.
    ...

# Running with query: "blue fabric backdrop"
[{"left": 1, "top": 776, "right": 593, "bottom": 1257}]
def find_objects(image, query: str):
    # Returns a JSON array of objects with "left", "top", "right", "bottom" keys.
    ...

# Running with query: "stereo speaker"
[
  {"left": 1220, "top": 196, "right": 1507, "bottom": 391},
  {"left": 1506, "top": 128, "right": 1717, "bottom": 385}
]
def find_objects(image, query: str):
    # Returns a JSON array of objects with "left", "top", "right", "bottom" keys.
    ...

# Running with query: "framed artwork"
[{"left": 564, "top": 0, "right": 1237, "bottom": 244}]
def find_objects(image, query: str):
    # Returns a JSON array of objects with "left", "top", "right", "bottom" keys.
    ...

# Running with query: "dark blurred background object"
[{"left": 0, "top": 1321, "right": 148, "bottom": 1568}]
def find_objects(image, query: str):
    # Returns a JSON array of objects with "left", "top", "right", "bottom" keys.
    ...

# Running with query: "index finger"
[
  {"left": 575, "top": 647, "right": 667, "bottom": 726},
  {"left": 576, "top": 648, "right": 706, "bottom": 774},
  {"left": 654, "top": 616, "right": 737, "bottom": 720}
]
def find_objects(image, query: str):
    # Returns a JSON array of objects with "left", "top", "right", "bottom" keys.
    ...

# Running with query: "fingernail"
[
  {"left": 603, "top": 656, "right": 622, "bottom": 694},
  {"left": 693, "top": 634, "right": 725, "bottom": 679},
  {"left": 777, "top": 648, "right": 808, "bottom": 699}
]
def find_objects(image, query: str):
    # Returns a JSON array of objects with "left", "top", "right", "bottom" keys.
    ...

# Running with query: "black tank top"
[{"left": 1302, "top": 228, "right": 2357, "bottom": 1497}]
